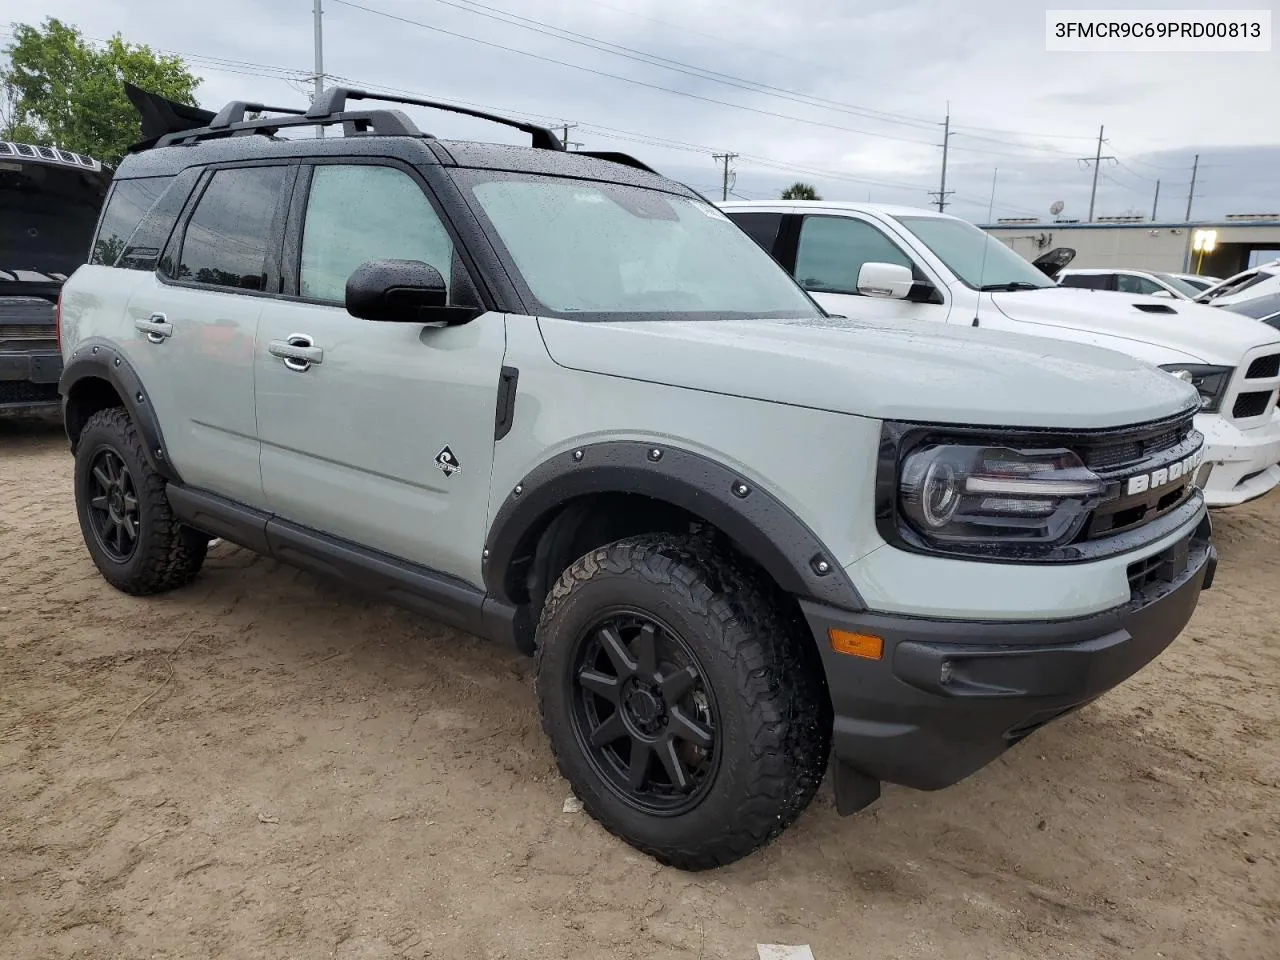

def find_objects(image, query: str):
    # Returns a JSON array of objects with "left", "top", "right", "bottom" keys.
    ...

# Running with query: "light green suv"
[{"left": 56, "top": 85, "right": 1217, "bottom": 870}]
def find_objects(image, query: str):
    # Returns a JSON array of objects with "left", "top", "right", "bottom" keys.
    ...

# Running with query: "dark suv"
[{"left": 1, "top": 140, "right": 111, "bottom": 416}]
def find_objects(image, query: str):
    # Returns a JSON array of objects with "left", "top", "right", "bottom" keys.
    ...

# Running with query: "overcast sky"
[{"left": 3, "top": 0, "right": 1278, "bottom": 221}]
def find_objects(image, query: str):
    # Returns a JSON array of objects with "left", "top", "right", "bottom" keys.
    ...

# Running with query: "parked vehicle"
[
  {"left": 1169, "top": 272, "right": 1221, "bottom": 294},
  {"left": 1195, "top": 259, "right": 1280, "bottom": 306},
  {"left": 721, "top": 200, "right": 1280, "bottom": 508},
  {"left": 59, "top": 86, "right": 1217, "bottom": 870},
  {"left": 1057, "top": 267, "right": 1205, "bottom": 300},
  {"left": 1222, "top": 291, "right": 1280, "bottom": 328},
  {"left": 1, "top": 140, "right": 111, "bottom": 416}
]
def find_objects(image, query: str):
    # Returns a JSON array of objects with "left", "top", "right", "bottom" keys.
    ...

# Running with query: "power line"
[{"left": 327, "top": 0, "right": 1072, "bottom": 159}]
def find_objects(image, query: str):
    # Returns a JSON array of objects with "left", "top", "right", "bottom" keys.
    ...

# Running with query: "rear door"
[
  {"left": 254, "top": 159, "right": 506, "bottom": 585},
  {"left": 134, "top": 162, "right": 294, "bottom": 508}
]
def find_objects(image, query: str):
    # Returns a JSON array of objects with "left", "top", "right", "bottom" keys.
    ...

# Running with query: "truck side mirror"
[
  {"left": 345, "top": 259, "right": 481, "bottom": 325},
  {"left": 857, "top": 262, "right": 914, "bottom": 299}
]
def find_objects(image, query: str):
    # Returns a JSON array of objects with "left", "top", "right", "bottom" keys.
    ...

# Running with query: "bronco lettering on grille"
[{"left": 1126, "top": 448, "right": 1204, "bottom": 496}]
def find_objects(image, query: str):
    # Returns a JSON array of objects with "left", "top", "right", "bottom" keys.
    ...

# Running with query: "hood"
[
  {"left": 1, "top": 147, "right": 111, "bottom": 285},
  {"left": 987, "top": 285, "right": 1280, "bottom": 366},
  {"left": 537, "top": 314, "right": 1199, "bottom": 430}
]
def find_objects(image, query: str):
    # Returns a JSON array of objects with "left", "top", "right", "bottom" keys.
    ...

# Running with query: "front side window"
[
  {"left": 300, "top": 164, "right": 454, "bottom": 303},
  {"left": 727, "top": 211, "right": 784, "bottom": 257},
  {"left": 794, "top": 215, "right": 912, "bottom": 295},
  {"left": 1117, "top": 274, "right": 1163, "bottom": 296},
  {"left": 175, "top": 166, "right": 287, "bottom": 291},
  {"left": 897, "top": 216, "right": 1055, "bottom": 290},
  {"left": 1059, "top": 273, "right": 1113, "bottom": 291},
  {"left": 1154, "top": 273, "right": 1203, "bottom": 298},
  {"left": 461, "top": 173, "right": 820, "bottom": 321}
]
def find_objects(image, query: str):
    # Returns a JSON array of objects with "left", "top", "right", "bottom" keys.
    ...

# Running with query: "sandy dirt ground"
[{"left": 2, "top": 416, "right": 1277, "bottom": 960}]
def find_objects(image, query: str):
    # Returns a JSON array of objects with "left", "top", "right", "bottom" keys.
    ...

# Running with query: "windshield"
[
  {"left": 1154, "top": 273, "right": 1203, "bottom": 298},
  {"left": 1, "top": 159, "right": 108, "bottom": 279},
  {"left": 460, "top": 172, "right": 822, "bottom": 321},
  {"left": 895, "top": 216, "right": 1054, "bottom": 290}
]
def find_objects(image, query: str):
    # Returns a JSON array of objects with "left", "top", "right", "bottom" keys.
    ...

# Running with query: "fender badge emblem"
[{"left": 435, "top": 445, "right": 461, "bottom": 477}]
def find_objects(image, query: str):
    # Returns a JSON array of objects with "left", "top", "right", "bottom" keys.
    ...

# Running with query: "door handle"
[
  {"left": 269, "top": 334, "right": 324, "bottom": 372},
  {"left": 135, "top": 313, "right": 172, "bottom": 344}
]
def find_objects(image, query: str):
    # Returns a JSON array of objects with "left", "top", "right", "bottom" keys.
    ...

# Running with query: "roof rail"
[{"left": 307, "top": 87, "right": 565, "bottom": 152}]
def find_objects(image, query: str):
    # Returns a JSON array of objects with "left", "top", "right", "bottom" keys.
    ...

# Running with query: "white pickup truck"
[{"left": 720, "top": 200, "right": 1280, "bottom": 508}]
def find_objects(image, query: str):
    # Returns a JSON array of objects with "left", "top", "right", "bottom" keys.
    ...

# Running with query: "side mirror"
[
  {"left": 345, "top": 259, "right": 481, "bottom": 325},
  {"left": 857, "top": 261, "right": 914, "bottom": 299},
  {"left": 1150, "top": 288, "right": 1177, "bottom": 298}
]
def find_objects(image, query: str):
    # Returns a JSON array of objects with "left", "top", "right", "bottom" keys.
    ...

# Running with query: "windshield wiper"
[{"left": 979, "top": 281, "right": 1044, "bottom": 292}]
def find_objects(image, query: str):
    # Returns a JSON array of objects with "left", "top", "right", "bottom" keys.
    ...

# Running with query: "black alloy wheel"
[
  {"left": 569, "top": 610, "right": 720, "bottom": 815},
  {"left": 85, "top": 447, "right": 140, "bottom": 562}
]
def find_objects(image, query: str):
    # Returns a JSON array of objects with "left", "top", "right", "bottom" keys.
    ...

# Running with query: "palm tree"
[{"left": 781, "top": 181, "right": 821, "bottom": 200}]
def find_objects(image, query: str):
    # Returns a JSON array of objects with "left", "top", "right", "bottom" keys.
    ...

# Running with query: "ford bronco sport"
[
  {"left": 1, "top": 140, "right": 110, "bottom": 416},
  {"left": 57, "top": 85, "right": 1217, "bottom": 870}
]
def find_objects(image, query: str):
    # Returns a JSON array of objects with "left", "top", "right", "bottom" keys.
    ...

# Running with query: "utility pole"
[
  {"left": 928, "top": 104, "right": 954, "bottom": 212},
  {"left": 1151, "top": 179, "right": 1161, "bottom": 220},
  {"left": 313, "top": 0, "right": 325, "bottom": 138},
  {"left": 1079, "top": 125, "right": 1116, "bottom": 222},
  {"left": 712, "top": 152, "right": 738, "bottom": 202},
  {"left": 987, "top": 167, "right": 998, "bottom": 222},
  {"left": 559, "top": 122, "right": 582, "bottom": 150},
  {"left": 1185, "top": 154, "right": 1199, "bottom": 220}
]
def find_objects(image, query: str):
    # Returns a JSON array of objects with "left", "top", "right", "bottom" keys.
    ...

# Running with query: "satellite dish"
[{"left": 1050, "top": 200, "right": 1065, "bottom": 215}]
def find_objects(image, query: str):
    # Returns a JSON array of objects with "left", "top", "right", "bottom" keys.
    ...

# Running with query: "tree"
[
  {"left": 781, "top": 181, "right": 821, "bottom": 201},
  {"left": 1, "top": 18, "right": 201, "bottom": 165}
]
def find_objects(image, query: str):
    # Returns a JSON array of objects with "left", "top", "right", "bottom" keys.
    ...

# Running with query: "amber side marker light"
[{"left": 828, "top": 629, "right": 884, "bottom": 660}]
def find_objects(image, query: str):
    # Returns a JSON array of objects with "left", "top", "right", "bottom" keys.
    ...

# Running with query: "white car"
[
  {"left": 1195, "top": 259, "right": 1280, "bottom": 306},
  {"left": 1057, "top": 267, "right": 1207, "bottom": 300},
  {"left": 719, "top": 200, "right": 1280, "bottom": 508},
  {"left": 1169, "top": 272, "right": 1222, "bottom": 294}
]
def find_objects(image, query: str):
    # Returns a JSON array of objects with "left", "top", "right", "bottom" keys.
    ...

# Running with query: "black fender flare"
[
  {"left": 482, "top": 441, "right": 865, "bottom": 611},
  {"left": 58, "top": 337, "right": 182, "bottom": 485}
]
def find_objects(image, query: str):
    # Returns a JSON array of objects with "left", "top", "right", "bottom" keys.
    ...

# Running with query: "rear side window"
[
  {"left": 727, "top": 212, "right": 783, "bottom": 257},
  {"left": 91, "top": 176, "right": 173, "bottom": 266},
  {"left": 174, "top": 166, "right": 287, "bottom": 291},
  {"left": 1059, "top": 273, "right": 1113, "bottom": 291}
]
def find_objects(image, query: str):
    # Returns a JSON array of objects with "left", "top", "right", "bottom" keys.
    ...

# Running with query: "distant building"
[{"left": 980, "top": 213, "right": 1280, "bottom": 277}]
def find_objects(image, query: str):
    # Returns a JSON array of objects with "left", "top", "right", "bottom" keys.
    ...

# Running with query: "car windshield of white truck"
[
  {"left": 896, "top": 216, "right": 1055, "bottom": 291},
  {"left": 463, "top": 173, "right": 822, "bottom": 321}
]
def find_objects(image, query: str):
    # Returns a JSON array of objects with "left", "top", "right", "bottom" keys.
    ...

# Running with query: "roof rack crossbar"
[
  {"left": 154, "top": 108, "right": 424, "bottom": 148},
  {"left": 307, "top": 87, "right": 564, "bottom": 151},
  {"left": 209, "top": 100, "right": 310, "bottom": 129}
]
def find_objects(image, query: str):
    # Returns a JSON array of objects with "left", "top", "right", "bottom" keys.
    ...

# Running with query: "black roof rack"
[
  {"left": 307, "top": 87, "right": 565, "bottom": 152},
  {"left": 122, "top": 84, "right": 661, "bottom": 175}
]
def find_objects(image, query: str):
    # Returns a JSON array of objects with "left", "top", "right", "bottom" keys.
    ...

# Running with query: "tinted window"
[
  {"left": 175, "top": 166, "right": 287, "bottom": 290},
  {"left": 300, "top": 164, "right": 454, "bottom": 303},
  {"left": 1225, "top": 292, "right": 1280, "bottom": 320},
  {"left": 91, "top": 176, "right": 173, "bottom": 267},
  {"left": 727, "top": 212, "right": 783, "bottom": 256},
  {"left": 1117, "top": 274, "right": 1163, "bottom": 295},
  {"left": 795, "top": 216, "right": 912, "bottom": 294},
  {"left": 1059, "top": 273, "right": 1112, "bottom": 291}
]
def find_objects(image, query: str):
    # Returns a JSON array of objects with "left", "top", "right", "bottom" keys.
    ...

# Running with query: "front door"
[
  {"left": 254, "top": 159, "right": 506, "bottom": 587},
  {"left": 791, "top": 214, "right": 951, "bottom": 325}
]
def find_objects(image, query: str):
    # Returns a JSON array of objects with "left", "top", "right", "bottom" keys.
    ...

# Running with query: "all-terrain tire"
[
  {"left": 73, "top": 407, "right": 207, "bottom": 595},
  {"left": 534, "top": 533, "right": 831, "bottom": 870}
]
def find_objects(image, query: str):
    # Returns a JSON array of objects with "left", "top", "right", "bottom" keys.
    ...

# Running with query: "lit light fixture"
[{"left": 1192, "top": 229, "right": 1218, "bottom": 253}]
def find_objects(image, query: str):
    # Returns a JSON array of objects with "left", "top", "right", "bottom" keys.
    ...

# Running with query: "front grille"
[
  {"left": 1083, "top": 426, "right": 1181, "bottom": 470},
  {"left": 1232, "top": 390, "right": 1273, "bottom": 419},
  {"left": 0, "top": 380, "right": 58, "bottom": 405},
  {"left": 1246, "top": 353, "right": 1280, "bottom": 379}
]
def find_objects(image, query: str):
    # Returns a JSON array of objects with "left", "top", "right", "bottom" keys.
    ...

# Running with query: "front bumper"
[
  {"left": 801, "top": 515, "right": 1214, "bottom": 805},
  {"left": 1197, "top": 410, "right": 1280, "bottom": 507},
  {"left": 0, "top": 349, "right": 62, "bottom": 411}
]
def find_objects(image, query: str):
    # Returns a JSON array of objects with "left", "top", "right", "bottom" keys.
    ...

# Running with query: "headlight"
[
  {"left": 898, "top": 444, "right": 1105, "bottom": 547},
  {"left": 1159, "top": 364, "right": 1232, "bottom": 412}
]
